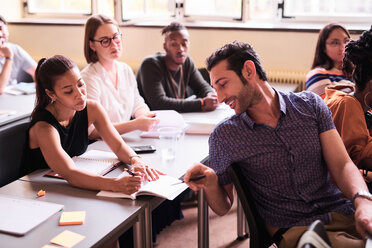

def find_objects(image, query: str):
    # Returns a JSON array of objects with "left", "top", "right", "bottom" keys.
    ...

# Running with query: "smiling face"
[
  {"left": 210, "top": 59, "right": 261, "bottom": 115},
  {"left": 325, "top": 28, "right": 350, "bottom": 69},
  {"left": 89, "top": 23, "right": 122, "bottom": 63},
  {"left": 163, "top": 29, "right": 189, "bottom": 69},
  {"left": 47, "top": 67, "right": 87, "bottom": 112}
]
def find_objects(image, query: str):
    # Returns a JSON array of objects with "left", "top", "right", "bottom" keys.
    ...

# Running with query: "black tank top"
[{"left": 21, "top": 107, "right": 89, "bottom": 176}]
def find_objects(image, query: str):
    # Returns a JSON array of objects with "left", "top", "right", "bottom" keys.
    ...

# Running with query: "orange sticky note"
[
  {"left": 50, "top": 230, "right": 85, "bottom": 248},
  {"left": 59, "top": 211, "right": 86, "bottom": 226},
  {"left": 37, "top": 190, "right": 46, "bottom": 197}
]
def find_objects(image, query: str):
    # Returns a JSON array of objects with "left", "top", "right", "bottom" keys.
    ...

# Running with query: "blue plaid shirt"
[{"left": 209, "top": 90, "right": 353, "bottom": 228}]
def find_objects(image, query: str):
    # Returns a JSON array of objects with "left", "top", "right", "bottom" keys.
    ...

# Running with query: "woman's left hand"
[{"left": 131, "top": 159, "right": 164, "bottom": 181}]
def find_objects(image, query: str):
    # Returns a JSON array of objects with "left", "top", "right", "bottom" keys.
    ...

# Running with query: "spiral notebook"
[{"left": 44, "top": 150, "right": 121, "bottom": 179}]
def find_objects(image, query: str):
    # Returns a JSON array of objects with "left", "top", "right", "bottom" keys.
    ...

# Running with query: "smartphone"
[{"left": 130, "top": 145, "right": 156, "bottom": 154}]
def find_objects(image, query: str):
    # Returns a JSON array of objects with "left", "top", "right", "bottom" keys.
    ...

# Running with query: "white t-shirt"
[
  {"left": 0, "top": 43, "right": 36, "bottom": 85},
  {"left": 81, "top": 61, "right": 149, "bottom": 123}
]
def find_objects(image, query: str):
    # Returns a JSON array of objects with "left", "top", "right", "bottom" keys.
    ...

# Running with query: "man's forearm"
[{"left": 0, "top": 58, "right": 12, "bottom": 93}]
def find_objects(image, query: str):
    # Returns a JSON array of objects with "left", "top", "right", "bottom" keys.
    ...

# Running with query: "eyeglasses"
[
  {"left": 91, "top": 33, "right": 122, "bottom": 48},
  {"left": 326, "top": 38, "right": 351, "bottom": 48}
]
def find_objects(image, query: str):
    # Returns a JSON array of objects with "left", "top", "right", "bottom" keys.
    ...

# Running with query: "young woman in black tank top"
[{"left": 23, "top": 55, "right": 161, "bottom": 195}]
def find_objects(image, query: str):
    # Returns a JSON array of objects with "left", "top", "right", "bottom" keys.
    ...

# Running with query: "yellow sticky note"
[
  {"left": 50, "top": 230, "right": 85, "bottom": 248},
  {"left": 59, "top": 211, "right": 86, "bottom": 226},
  {"left": 41, "top": 245, "right": 59, "bottom": 248},
  {"left": 37, "top": 190, "right": 46, "bottom": 197}
]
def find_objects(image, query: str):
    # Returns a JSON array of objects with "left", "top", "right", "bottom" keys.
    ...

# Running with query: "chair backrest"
[
  {"left": 0, "top": 119, "right": 30, "bottom": 187},
  {"left": 228, "top": 162, "right": 273, "bottom": 248},
  {"left": 297, "top": 220, "right": 331, "bottom": 248},
  {"left": 198, "top": 68, "right": 210, "bottom": 84}
]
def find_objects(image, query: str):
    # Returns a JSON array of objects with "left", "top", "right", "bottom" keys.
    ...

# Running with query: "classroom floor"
[{"left": 155, "top": 192, "right": 250, "bottom": 248}]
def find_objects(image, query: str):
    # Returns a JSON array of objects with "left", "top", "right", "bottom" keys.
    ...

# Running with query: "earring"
[{"left": 51, "top": 98, "right": 55, "bottom": 104}]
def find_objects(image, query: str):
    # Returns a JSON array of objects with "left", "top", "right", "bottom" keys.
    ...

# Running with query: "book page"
[
  {"left": 44, "top": 150, "right": 120, "bottom": 179},
  {"left": 140, "top": 110, "right": 186, "bottom": 138},
  {"left": 78, "top": 149, "right": 118, "bottom": 162},
  {"left": 97, "top": 174, "right": 188, "bottom": 200},
  {"left": 137, "top": 175, "right": 188, "bottom": 200}
]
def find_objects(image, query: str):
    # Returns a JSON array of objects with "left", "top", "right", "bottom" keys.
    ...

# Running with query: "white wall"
[{"left": 7, "top": 24, "right": 359, "bottom": 73}]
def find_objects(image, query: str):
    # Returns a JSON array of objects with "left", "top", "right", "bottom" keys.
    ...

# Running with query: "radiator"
[{"left": 266, "top": 69, "right": 307, "bottom": 92}]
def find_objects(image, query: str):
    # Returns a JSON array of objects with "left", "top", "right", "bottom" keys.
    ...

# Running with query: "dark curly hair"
[
  {"left": 343, "top": 26, "right": 372, "bottom": 92},
  {"left": 161, "top": 22, "right": 186, "bottom": 35}
]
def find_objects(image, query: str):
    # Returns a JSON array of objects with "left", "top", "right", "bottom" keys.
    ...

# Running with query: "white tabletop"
[
  {"left": 0, "top": 94, "right": 35, "bottom": 127},
  {"left": 0, "top": 179, "right": 144, "bottom": 248}
]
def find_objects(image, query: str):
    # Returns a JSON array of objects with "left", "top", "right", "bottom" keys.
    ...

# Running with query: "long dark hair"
[
  {"left": 32, "top": 55, "right": 76, "bottom": 120},
  {"left": 311, "top": 23, "right": 350, "bottom": 70},
  {"left": 343, "top": 26, "right": 372, "bottom": 92}
]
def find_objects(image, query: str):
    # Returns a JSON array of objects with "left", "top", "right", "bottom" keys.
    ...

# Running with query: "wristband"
[
  {"left": 352, "top": 190, "right": 372, "bottom": 207},
  {"left": 129, "top": 155, "right": 141, "bottom": 165},
  {"left": 200, "top": 98, "right": 204, "bottom": 106}
]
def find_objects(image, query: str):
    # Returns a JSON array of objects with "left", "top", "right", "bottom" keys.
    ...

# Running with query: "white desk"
[
  {"left": 89, "top": 130, "right": 211, "bottom": 248},
  {"left": 0, "top": 178, "right": 145, "bottom": 248},
  {"left": 0, "top": 94, "right": 35, "bottom": 127}
]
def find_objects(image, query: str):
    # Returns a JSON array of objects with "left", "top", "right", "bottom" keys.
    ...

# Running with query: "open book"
[
  {"left": 97, "top": 173, "right": 188, "bottom": 200},
  {"left": 45, "top": 150, "right": 121, "bottom": 179},
  {"left": 140, "top": 110, "right": 186, "bottom": 138}
]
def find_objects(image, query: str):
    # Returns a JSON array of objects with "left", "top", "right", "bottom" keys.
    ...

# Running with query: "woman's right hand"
[
  {"left": 134, "top": 113, "right": 159, "bottom": 131},
  {"left": 115, "top": 174, "right": 142, "bottom": 195}
]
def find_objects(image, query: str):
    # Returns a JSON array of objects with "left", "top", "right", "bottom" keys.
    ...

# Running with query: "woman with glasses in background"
[
  {"left": 81, "top": 14, "right": 158, "bottom": 140},
  {"left": 306, "top": 23, "right": 354, "bottom": 98}
]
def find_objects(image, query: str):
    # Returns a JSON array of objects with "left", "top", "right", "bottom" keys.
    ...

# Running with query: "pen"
[
  {"left": 189, "top": 174, "right": 206, "bottom": 182},
  {"left": 124, "top": 168, "right": 136, "bottom": 176},
  {"left": 171, "top": 175, "right": 206, "bottom": 185}
]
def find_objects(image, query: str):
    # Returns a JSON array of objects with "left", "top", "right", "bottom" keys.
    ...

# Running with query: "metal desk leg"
[
  {"left": 134, "top": 210, "right": 145, "bottom": 248},
  {"left": 144, "top": 205, "right": 153, "bottom": 248},
  {"left": 198, "top": 189, "right": 209, "bottom": 248}
]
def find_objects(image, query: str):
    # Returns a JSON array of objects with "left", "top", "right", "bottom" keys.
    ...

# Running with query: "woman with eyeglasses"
[
  {"left": 324, "top": 26, "right": 372, "bottom": 192},
  {"left": 82, "top": 14, "right": 184, "bottom": 247},
  {"left": 81, "top": 14, "right": 158, "bottom": 140},
  {"left": 306, "top": 23, "right": 354, "bottom": 98}
]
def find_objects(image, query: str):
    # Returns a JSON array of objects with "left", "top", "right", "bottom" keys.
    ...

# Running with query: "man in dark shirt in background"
[{"left": 136, "top": 22, "right": 218, "bottom": 112}]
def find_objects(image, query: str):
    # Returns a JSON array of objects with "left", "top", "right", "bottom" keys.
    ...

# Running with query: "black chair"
[
  {"left": 198, "top": 68, "right": 210, "bottom": 84},
  {"left": 228, "top": 162, "right": 273, "bottom": 248},
  {"left": 0, "top": 119, "right": 30, "bottom": 187},
  {"left": 297, "top": 220, "right": 331, "bottom": 248}
]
